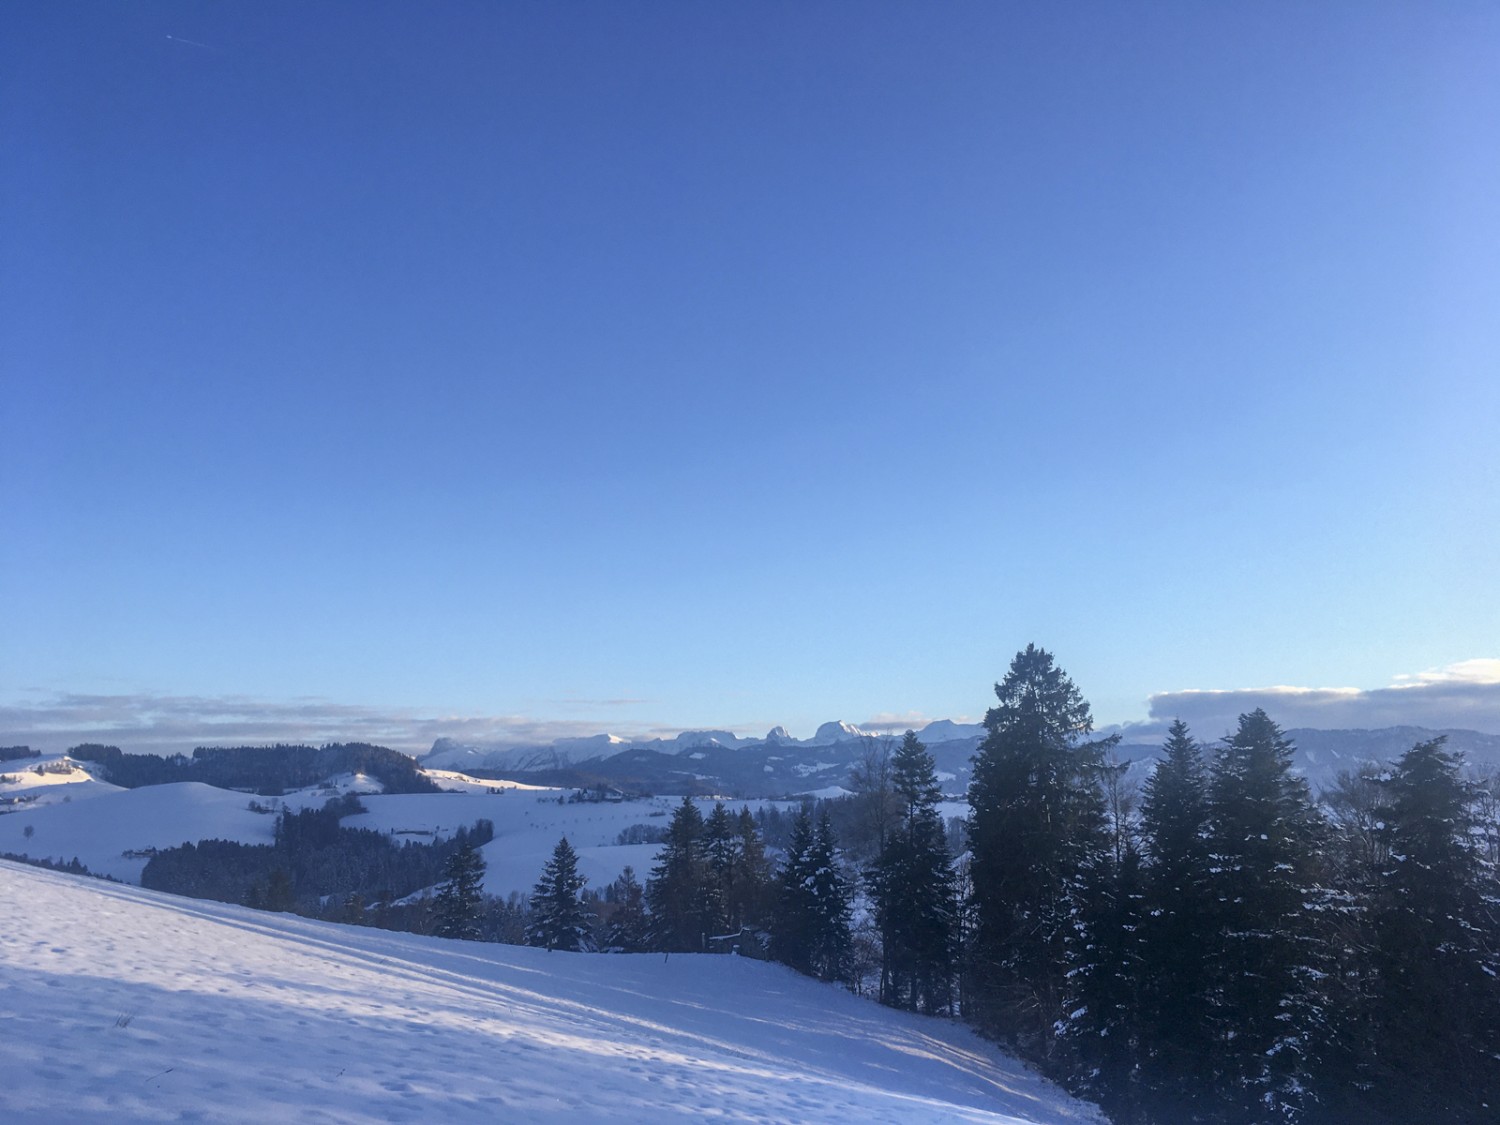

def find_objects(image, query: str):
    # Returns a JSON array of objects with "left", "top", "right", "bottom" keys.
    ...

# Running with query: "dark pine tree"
[
  {"left": 1137, "top": 718, "right": 1216, "bottom": 1119},
  {"left": 965, "top": 644, "right": 1114, "bottom": 1051},
  {"left": 1201, "top": 709, "right": 1328, "bottom": 1125},
  {"left": 806, "top": 809, "right": 855, "bottom": 982},
  {"left": 729, "top": 806, "right": 773, "bottom": 931},
  {"left": 772, "top": 808, "right": 854, "bottom": 983},
  {"left": 526, "top": 836, "right": 594, "bottom": 951},
  {"left": 603, "top": 865, "right": 650, "bottom": 952},
  {"left": 1059, "top": 837, "right": 1148, "bottom": 1123},
  {"left": 704, "top": 802, "right": 737, "bottom": 933},
  {"left": 1360, "top": 737, "right": 1500, "bottom": 1124},
  {"left": 433, "top": 840, "right": 487, "bottom": 941},
  {"left": 771, "top": 809, "right": 818, "bottom": 974},
  {"left": 870, "top": 730, "right": 956, "bottom": 1014},
  {"left": 646, "top": 797, "right": 717, "bottom": 952}
]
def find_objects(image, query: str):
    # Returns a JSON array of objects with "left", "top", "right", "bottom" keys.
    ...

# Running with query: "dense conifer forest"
[{"left": 69, "top": 742, "right": 443, "bottom": 795}]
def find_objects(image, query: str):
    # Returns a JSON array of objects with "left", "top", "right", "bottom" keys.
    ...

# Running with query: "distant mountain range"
[{"left": 421, "top": 721, "right": 1500, "bottom": 798}]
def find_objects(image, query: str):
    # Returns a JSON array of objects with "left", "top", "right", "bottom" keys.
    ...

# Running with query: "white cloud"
[
  {"left": 1391, "top": 658, "right": 1500, "bottom": 687},
  {"left": 0, "top": 692, "right": 669, "bottom": 759},
  {"left": 858, "top": 710, "right": 939, "bottom": 732},
  {"left": 1147, "top": 659, "right": 1500, "bottom": 738}
]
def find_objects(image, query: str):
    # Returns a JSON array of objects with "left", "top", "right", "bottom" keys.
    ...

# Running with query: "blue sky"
[{"left": 3, "top": 2, "right": 1498, "bottom": 754}]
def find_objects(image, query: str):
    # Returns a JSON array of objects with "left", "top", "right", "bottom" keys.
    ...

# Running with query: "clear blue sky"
[{"left": 3, "top": 2, "right": 1497, "bottom": 751}]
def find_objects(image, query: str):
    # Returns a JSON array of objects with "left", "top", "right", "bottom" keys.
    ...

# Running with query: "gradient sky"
[{"left": 3, "top": 2, "right": 1498, "bottom": 753}]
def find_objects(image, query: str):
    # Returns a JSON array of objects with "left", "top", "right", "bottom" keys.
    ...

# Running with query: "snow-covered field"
[
  {"left": 0, "top": 759, "right": 815, "bottom": 899},
  {"left": 2, "top": 862, "right": 1100, "bottom": 1124}
]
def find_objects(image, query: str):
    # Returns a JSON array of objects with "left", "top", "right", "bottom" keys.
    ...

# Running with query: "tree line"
[
  {"left": 958, "top": 645, "right": 1499, "bottom": 1125},
  {"left": 68, "top": 742, "right": 442, "bottom": 795}
]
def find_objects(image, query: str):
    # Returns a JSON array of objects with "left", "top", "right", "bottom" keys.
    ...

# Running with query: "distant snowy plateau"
[{"left": 1, "top": 863, "right": 1101, "bottom": 1124}]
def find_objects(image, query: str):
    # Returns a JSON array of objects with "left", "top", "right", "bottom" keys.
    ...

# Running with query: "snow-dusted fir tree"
[
  {"left": 870, "top": 730, "right": 956, "bottom": 1014},
  {"left": 603, "top": 866, "right": 650, "bottom": 953},
  {"left": 1058, "top": 834, "right": 1147, "bottom": 1123},
  {"left": 433, "top": 840, "right": 486, "bottom": 940},
  {"left": 772, "top": 808, "right": 853, "bottom": 983},
  {"left": 965, "top": 645, "right": 1114, "bottom": 1048},
  {"left": 1201, "top": 709, "right": 1328, "bottom": 1125},
  {"left": 1362, "top": 737, "right": 1500, "bottom": 1123},
  {"left": 704, "top": 802, "right": 738, "bottom": 930},
  {"left": 646, "top": 796, "right": 718, "bottom": 952},
  {"left": 1136, "top": 718, "right": 1215, "bottom": 1118},
  {"left": 730, "top": 806, "right": 773, "bottom": 931},
  {"left": 527, "top": 836, "right": 594, "bottom": 952}
]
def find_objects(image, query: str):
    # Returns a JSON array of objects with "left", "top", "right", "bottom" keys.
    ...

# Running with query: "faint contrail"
[{"left": 165, "top": 34, "right": 220, "bottom": 52}]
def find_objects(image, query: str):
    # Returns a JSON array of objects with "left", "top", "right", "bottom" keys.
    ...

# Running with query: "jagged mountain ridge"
[{"left": 423, "top": 722, "right": 1500, "bottom": 799}]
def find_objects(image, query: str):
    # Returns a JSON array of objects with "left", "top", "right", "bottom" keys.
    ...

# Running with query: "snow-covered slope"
[
  {"left": 0, "top": 766, "right": 803, "bottom": 900},
  {"left": 0, "top": 781, "right": 278, "bottom": 882},
  {"left": 0, "top": 754, "right": 125, "bottom": 811},
  {"left": 1, "top": 862, "right": 1101, "bottom": 1124}
]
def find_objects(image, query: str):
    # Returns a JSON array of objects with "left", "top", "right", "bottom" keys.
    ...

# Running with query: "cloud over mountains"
[
  {"left": 1147, "top": 660, "right": 1500, "bottom": 738},
  {"left": 0, "top": 693, "right": 656, "bottom": 758},
  {"left": 4, "top": 659, "right": 1497, "bottom": 758}
]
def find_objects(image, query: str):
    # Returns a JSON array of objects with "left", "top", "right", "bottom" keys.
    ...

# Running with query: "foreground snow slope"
[{"left": 2, "top": 863, "right": 1100, "bottom": 1125}]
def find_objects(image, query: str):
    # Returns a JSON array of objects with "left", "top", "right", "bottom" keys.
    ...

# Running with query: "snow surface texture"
[{"left": 1, "top": 863, "right": 1100, "bottom": 1124}]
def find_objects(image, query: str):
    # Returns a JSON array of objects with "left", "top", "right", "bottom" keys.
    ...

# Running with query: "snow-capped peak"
[
  {"left": 669, "top": 730, "right": 744, "bottom": 751},
  {"left": 810, "top": 720, "right": 869, "bottom": 745}
]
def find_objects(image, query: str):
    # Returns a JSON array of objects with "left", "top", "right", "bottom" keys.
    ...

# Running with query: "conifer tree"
[
  {"left": 1201, "top": 709, "right": 1327, "bottom": 1124},
  {"left": 434, "top": 840, "right": 486, "bottom": 940},
  {"left": 1363, "top": 737, "right": 1500, "bottom": 1123},
  {"left": 704, "top": 802, "right": 737, "bottom": 932},
  {"left": 646, "top": 796, "right": 717, "bottom": 951},
  {"left": 772, "top": 808, "right": 854, "bottom": 983},
  {"left": 1059, "top": 839, "right": 1148, "bottom": 1123},
  {"left": 730, "top": 806, "right": 773, "bottom": 930},
  {"left": 807, "top": 809, "right": 855, "bottom": 982},
  {"left": 965, "top": 645, "right": 1114, "bottom": 1047},
  {"left": 771, "top": 809, "right": 818, "bottom": 973},
  {"left": 603, "top": 865, "right": 650, "bottom": 952},
  {"left": 870, "top": 730, "right": 956, "bottom": 1013},
  {"left": 1137, "top": 718, "right": 1215, "bottom": 1117},
  {"left": 526, "top": 836, "right": 593, "bottom": 951}
]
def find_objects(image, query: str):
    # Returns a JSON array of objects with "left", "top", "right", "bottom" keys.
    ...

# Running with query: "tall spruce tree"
[
  {"left": 527, "top": 836, "right": 594, "bottom": 951},
  {"left": 1059, "top": 837, "right": 1148, "bottom": 1123},
  {"left": 1362, "top": 737, "right": 1500, "bottom": 1123},
  {"left": 1137, "top": 718, "right": 1215, "bottom": 1118},
  {"left": 870, "top": 730, "right": 956, "bottom": 1013},
  {"left": 771, "top": 809, "right": 818, "bottom": 973},
  {"left": 433, "top": 840, "right": 486, "bottom": 940},
  {"left": 965, "top": 645, "right": 1115, "bottom": 1048},
  {"left": 704, "top": 802, "right": 738, "bottom": 932},
  {"left": 772, "top": 808, "right": 853, "bottom": 983},
  {"left": 603, "top": 866, "right": 650, "bottom": 952},
  {"left": 1202, "top": 709, "right": 1327, "bottom": 1125},
  {"left": 730, "top": 806, "right": 773, "bottom": 931},
  {"left": 646, "top": 796, "right": 718, "bottom": 951}
]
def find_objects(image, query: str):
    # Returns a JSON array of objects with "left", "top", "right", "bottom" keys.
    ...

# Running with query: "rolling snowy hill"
[
  {"left": 0, "top": 755, "right": 802, "bottom": 899},
  {"left": 1, "top": 862, "right": 1101, "bottom": 1124}
]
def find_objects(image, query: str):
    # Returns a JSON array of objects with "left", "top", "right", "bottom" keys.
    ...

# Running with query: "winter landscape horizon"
[{"left": 6, "top": 2, "right": 1498, "bottom": 1122}]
